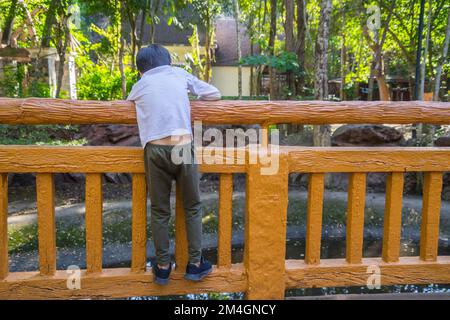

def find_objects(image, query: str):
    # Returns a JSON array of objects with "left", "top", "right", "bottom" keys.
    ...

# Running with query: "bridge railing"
[{"left": 0, "top": 98, "right": 449, "bottom": 299}]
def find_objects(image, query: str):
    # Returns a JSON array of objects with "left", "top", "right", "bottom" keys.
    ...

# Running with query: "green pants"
[{"left": 144, "top": 141, "right": 202, "bottom": 266}]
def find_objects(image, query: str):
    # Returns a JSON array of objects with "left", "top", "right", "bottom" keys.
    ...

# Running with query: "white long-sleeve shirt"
[{"left": 127, "top": 65, "right": 221, "bottom": 147}]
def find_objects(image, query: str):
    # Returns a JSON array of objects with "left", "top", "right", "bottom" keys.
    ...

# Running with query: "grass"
[{"left": 0, "top": 124, "right": 86, "bottom": 146}]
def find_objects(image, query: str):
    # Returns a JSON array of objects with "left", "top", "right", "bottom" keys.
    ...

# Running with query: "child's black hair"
[{"left": 136, "top": 44, "right": 171, "bottom": 74}]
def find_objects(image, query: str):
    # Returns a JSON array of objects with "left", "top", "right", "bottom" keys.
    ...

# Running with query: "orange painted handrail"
[
  {"left": 0, "top": 99, "right": 450, "bottom": 299},
  {"left": 1, "top": 98, "right": 450, "bottom": 124}
]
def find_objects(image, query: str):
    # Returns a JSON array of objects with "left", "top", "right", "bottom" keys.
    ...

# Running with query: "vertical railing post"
[
  {"left": 0, "top": 173, "right": 8, "bottom": 280},
  {"left": 382, "top": 172, "right": 404, "bottom": 262},
  {"left": 85, "top": 173, "right": 103, "bottom": 274},
  {"left": 420, "top": 172, "right": 443, "bottom": 261},
  {"left": 244, "top": 148, "right": 288, "bottom": 299},
  {"left": 131, "top": 173, "right": 148, "bottom": 273},
  {"left": 218, "top": 173, "right": 233, "bottom": 268},
  {"left": 346, "top": 172, "right": 366, "bottom": 264},
  {"left": 305, "top": 173, "right": 325, "bottom": 264},
  {"left": 36, "top": 173, "right": 56, "bottom": 276},
  {"left": 175, "top": 183, "right": 189, "bottom": 271}
]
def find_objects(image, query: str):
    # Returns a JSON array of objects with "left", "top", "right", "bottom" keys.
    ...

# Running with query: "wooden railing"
[{"left": 0, "top": 98, "right": 450, "bottom": 299}]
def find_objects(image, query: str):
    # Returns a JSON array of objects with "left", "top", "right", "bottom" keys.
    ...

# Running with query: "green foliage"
[
  {"left": 240, "top": 51, "right": 300, "bottom": 73},
  {"left": 76, "top": 61, "right": 136, "bottom": 101},
  {"left": 0, "top": 124, "right": 85, "bottom": 145}
]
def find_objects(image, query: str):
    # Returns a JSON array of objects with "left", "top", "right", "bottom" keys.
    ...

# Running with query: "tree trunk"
[
  {"left": 284, "top": 0, "right": 295, "bottom": 97},
  {"left": 419, "top": 0, "right": 432, "bottom": 100},
  {"left": 314, "top": 0, "right": 332, "bottom": 148},
  {"left": 434, "top": 8, "right": 450, "bottom": 101},
  {"left": 414, "top": 0, "right": 426, "bottom": 100},
  {"left": 1, "top": 0, "right": 18, "bottom": 45},
  {"left": 269, "top": 0, "right": 278, "bottom": 99},
  {"left": 250, "top": 43, "right": 254, "bottom": 97},
  {"left": 296, "top": 0, "right": 306, "bottom": 96},
  {"left": 314, "top": 0, "right": 331, "bottom": 101},
  {"left": 340, "top": 6, "right": 346, "bottom": 101},
  {"left": 119, "top": 1, "right": 127, "bottom": 99},
  {"left": 137, "top": 1, "right": 148, "bottom": 50},
  {"left": 128, "top": 10, "right": 138, "bottom": 72},
  {"left": 233, "top": 0, "right": 243, "bottom": 98},
  {"left": 204, "top": 17, "right": 212, "bottom": 83},
  {"left": 41, "top": 0, "right": 59, "bottom": 48},
  {"left": 56, "top": 17, "right": 70, "bottom": 99}
]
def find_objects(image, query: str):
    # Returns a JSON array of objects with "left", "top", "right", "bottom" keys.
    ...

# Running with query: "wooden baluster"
[
  {"left": 346, "top": 173, "right": 366, "bottom": 264},
  {"left": 245, "top": 149, "right": 288, "bottom": 299},
  {"left": 218, "top": 173, "right": 233, "bottom": 268},
  {"left": 261, "top": 124, "right": 269, "bottom": 147},
  {"left": 131, "top": 173, "right": 147, "bottom": 273},
  {"left": 382, "top": 172, "right": 404, "bottom": 262},
  {"left": 85, "top": 173, "right": 103, "bottom": 273},
  {"left": 0, "top": 173, "right": 8, "bottom": 280},
  {"left": 420, "top": 172, "right": 443, "bottom": 262},
  {"left": 175, "top": 182, "right": 188, "bottom": 271},
  {"left": 36, "top": 173, "right": 56, "bottom": 276},
  {"left": 305, "top": 173, "right": 325, "bottom": 265}
]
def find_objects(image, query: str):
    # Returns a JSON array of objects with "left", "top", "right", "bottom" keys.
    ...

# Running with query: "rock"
[
  {"left": 8, "top": 173, "right": 35, "bottom": 187},
  {"left": 281, "top": 130, "right": 314, "bottom": 146},
  {"left": 54, "top": 173, "right": 85, "bottom": 184},
  {"left": 79, "top": 124, "right": 141, "bottom": 147},
  {"left": 435, "top": 135, "right": 450, "bottom": 147},
  {"left": 76, "top": 125, "right": 140, "bottom": 184},
  {"left": 332, "top": 124, "right": 404, "bottom": 147},
  {"left": 104, "top": 173, "right": 132, "bottom": 184},
  {"left": 443, "top": 173, "right": 450, "bottom": 201}
]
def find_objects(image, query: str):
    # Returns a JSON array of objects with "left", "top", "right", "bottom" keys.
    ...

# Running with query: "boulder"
[
  {"left": 73, "top": 125, "right": 141, "bottom": 184},
  {"left": 332, "top": 124, "right": 404, "bottom": 147},
  {"left": 435, "top": 135, "right": 450, "bottom": 147},
  {"left": 78, "top": 124, "right": 141, "bottom": 147}
]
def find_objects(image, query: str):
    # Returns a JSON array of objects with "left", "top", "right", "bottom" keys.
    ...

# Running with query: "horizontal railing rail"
[
  {"left": 0, "top": 99, "right": 450, "bottom": 299},
  {"left": 1, "top": 98, "right": 450, "bottom": 124}
]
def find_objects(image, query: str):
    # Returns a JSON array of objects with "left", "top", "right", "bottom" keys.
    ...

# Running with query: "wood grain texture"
[
  {"left": 1, "top": 257, "right": 450, "bottom": 299},
  {"left": 420, "top": 172, "right": 443, "bottom": 262},
  {"left": 36, "top": 173, "right": 56, "bottom": 276},
  {"left": 85, "top": 173, "right": 103, "bottom": 273},
  {"left": 382, "top": 172, "right": 404, "bottom": 262},
  {"left": 131, "top": 173, "right": 147, "bottom": 273},
  {"left": 346, "top": 173, "right": 366, "bottom": 264},
  {"left": 0, "top": 174, "right": 7, "bottom": 280},
  {"left": 0, "top": 265, "right": 246, "bottom": 300},
  {"left": 1, "top": 98, "right": 450, "bottom": 125},
  {"left": 244, "top": 150, "right": 289, "bottom": 299},
  {"left": 305, "top": 173, "right": 325, "bottom": 265},
  {"left": 175, "top": 183, "right": 189, "bottom": 271},
  {"left": 1, "top": 146, "right": 450, "bottom": 174},
  {"left": 218, "top": 174, "right": 233, "bottom": 268},
  {"left": 0, "top": 146, "right": 245, "bottom": 174},
  {"left": 287, "top": 147, "right": 450, "bottom": 173},
  {"left": 285, "top": 256, "right": 450, "bottom": 289}
]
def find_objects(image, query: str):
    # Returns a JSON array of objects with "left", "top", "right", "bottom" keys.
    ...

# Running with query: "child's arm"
[{"left": 185, "top": 72, "right": 221, "bottom": 101}]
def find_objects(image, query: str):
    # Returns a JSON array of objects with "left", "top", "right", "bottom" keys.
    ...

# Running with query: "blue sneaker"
[
  {"left": 152, "top": 262, "right": 172, "bottom": 285},
  {"left": 184, "top": 257, "right": 212, "bottom": 281}
]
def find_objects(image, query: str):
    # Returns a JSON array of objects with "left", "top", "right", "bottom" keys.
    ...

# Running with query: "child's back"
[
  {"left": 127, "top": 44, "right": 220, "bottom": 285},
  {"left": 128, "top": 65, "right": 220, "bottom": 147}
]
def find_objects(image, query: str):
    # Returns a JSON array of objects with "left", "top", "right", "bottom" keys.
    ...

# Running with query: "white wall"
[{"left": 211, "top": 66, "right": 251, "bottom": 97}]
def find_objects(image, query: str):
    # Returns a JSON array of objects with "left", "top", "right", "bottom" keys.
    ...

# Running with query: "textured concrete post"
[{"left": 244, "top": 148, "right": 289, "bottom": 299}]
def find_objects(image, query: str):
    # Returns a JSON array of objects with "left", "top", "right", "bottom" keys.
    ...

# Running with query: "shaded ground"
[{"left": 7, "top": 190, "right": 450, "bottom": 272}]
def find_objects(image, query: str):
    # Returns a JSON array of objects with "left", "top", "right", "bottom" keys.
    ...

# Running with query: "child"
[{"left": 127, "top": 44, "right": 221, "bottom": 285}]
